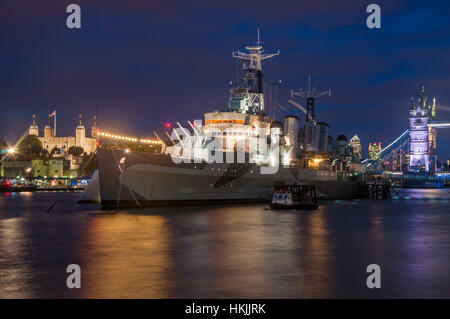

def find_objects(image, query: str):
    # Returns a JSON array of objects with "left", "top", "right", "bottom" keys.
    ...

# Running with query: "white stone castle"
[{"left": 28, "top": 113, "right": 98, "bottom": 155}]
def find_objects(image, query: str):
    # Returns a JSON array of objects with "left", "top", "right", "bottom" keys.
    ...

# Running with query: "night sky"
[{"left": 0, "top": 0, "right": 449, "bottom": 158}]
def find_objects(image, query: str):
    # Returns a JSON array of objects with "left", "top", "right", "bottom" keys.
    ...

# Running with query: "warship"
[{"left": 97, "top": 33, "right": 366, "bottom": 208}]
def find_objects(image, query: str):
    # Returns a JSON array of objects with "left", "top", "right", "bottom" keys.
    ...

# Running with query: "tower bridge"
[
  {"left": 428, "top": 121, "right": 450, "bottom": 129},
  {"left": 364, "top": 87, "right": 450, "bottom": 173}
]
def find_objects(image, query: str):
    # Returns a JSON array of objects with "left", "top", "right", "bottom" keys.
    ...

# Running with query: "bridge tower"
[{"left": 409, "top": 87, "right": 437, "bottom": 172}]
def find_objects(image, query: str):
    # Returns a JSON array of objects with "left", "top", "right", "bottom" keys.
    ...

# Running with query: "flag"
[{"left": 49, "top": 111, "right": 56, "bottom": 117}]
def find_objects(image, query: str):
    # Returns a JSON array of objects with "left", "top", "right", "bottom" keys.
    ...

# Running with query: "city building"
[
  {"left": 2, "top": 157, "right": 81, "bottom": 178},
  {"left": 393, "top": 150, "right": 407, "bottom": 172},
  {"left": 368, "top": 142, "right": 382, "bottom": 160},
  {"left": 334, "top": 134, "right": 348, "bottom": 156},
  {"left": 409, "top": 87, "right": 437, "bottom": 172},
  {"left": 443, "top": 159, "right": 450, "bottom": 171},
  {"left": 2, "top": 161, "right": 31, "bottom": 178},
  {"left": 349, "top": 135, "right": 362, "bottom": 159},
  {"left": 32, "top": 158, "right": 64, "bottom": 178},
  {"left": 28, "top": 113, "right": 97, "bottom": 155}
]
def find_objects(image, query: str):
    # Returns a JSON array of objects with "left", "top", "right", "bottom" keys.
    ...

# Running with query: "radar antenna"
[
  {"left": 290, "top": 73, "right": 331, "bottom": 151},
  {"left": 290, "top": 73, "right": 331, "bottom": 122},
  {"left": 231, "top": 28, "right": 279, "bottom": 114}
]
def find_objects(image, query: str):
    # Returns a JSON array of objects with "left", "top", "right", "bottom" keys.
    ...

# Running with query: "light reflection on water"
[{"left": 0, "top": 189, "right": 450, "bottom": 298}]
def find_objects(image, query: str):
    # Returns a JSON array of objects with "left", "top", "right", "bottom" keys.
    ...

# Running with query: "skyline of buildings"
[
  {"left": 349, "top": 135, "right": 362, "bottom": 159},
  {"left": 7, "top": 110, "right": 447, "bottom": 171}
]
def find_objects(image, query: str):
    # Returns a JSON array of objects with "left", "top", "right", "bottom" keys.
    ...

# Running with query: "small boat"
[
  {"left": 270, "top": 183, "right": 319, "bottom": 210},
  {"left": 0, "top": 180, "right": 37, "bottom": 193}
]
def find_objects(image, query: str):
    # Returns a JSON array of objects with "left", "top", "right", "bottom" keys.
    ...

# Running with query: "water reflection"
[
  {"left": 1, "top": 189, "right": 450, "bottom": 298},
  {"left": 80, "top": 214, "right": 172, "bottom": 298},
  {"left": 302, "top": 210, "right": 333, "bottom": 297},
  {"left": 0, "top": 218, "right": 34, "bottom": 298}
]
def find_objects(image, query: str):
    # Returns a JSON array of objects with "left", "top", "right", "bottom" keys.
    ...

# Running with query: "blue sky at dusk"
[{"left": 0, "top": 0, "right": 449, "bottom": 158}]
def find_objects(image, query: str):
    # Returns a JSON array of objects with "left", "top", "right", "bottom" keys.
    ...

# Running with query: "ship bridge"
[{"left": 203, "top": 111, "right": 272, "bottom": 139}]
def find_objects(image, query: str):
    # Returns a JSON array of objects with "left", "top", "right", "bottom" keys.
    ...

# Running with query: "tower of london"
[{"left": 28, "top": 113, "right": 98, "bottom": 155}]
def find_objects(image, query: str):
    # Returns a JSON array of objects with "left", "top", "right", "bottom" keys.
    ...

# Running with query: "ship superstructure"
[
  {"left": 203, "top": 37, "right": 277, "bottom": 143},
  {"left": 166, "top": 31, "right": 282, "bottom": 167}
]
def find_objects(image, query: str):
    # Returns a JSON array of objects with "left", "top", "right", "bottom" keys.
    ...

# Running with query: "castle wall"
[
  {"left": 39, "top": 136, "right": 76, "bottom": 153},
  {"left": 30, "top": 122, "right": 97, "bottom": 155}
]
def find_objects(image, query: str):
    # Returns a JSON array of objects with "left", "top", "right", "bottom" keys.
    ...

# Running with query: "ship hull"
[{"left": 97, "top": 149, "right": 365, "bottom": 208}]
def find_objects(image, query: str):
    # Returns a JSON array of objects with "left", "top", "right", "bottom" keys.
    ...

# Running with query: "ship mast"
[
  {"left": 232, "top": 28, "right": 279, "bottom": 114},
  {"left": 290, "top": 73, "right": 331, "bottom": 122},
  {"left": 290, "top": 73, "right": 331, "bottom": 151}
]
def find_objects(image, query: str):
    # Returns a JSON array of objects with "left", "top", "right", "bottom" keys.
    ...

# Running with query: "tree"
[
  {"left": 0, "top": 139, "right": 7, "bottom": 160},
  {"left": 17, "top": 135, "right": 43, "bottom": 158},
  {"left": 41, "top": 149, "right": 50, "bottom": 159},
  {"left": 68, "top": 146, "right": 84, "bottom": 156},
  {"left": 50, "top": 146, "right": 61, "bottom": 156},
  {"left": 0, "top": 139, "right": 7, "bottom": 149}
]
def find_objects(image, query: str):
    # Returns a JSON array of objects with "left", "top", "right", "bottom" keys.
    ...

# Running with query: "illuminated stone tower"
[
  {"left": 91, "top": 114, "right": 98, "bottom": 139},
  {"left": 28, "top": 114, "right": 39, "bottom": 136},
  {"left": 76, "top": 114, "right": 86, "bottom": 148},
  {"left": 409, "top": 87, "right": 437, "bottom": 172},
  {"left": 44, "top": 119, "right": 54, "bottom": 138}
]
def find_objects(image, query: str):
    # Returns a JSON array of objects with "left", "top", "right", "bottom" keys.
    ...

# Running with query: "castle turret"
[
  {"left": 432, "top": 97, "right": 436, "bottom": 118},
  {"left": 409, "top": 86, "right": 436, "bottom": 172},
  {"left": 28, "top": 114, "right": 39, "bottom": 136},
  {"left": 76, "top": 114, "right": 85, "bottom": 149},
  {"left": 44, "top": 118, "right": 53, "bottom": 138},
  {"left": 409, "top": 97, "right": 415, "bottom": 115},
  {"left": 91, "top": 114, "right": 98, "bottom": 139}
]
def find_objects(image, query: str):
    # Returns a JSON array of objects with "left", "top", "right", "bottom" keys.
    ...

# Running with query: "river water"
[{"left": 1, "top": 189, "right": 450, "bottom": 298}]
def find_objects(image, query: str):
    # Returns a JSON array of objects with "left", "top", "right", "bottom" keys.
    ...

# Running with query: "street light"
[{"left": 7, "top": 147, "right": 15, "bottom": 154}]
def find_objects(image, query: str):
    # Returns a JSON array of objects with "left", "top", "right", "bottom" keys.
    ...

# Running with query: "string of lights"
[{"left": 97, "top": 131, "right": 162, "bottom": 145}]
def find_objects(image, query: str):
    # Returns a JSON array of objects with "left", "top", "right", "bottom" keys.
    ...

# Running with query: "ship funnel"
[
  {"left": 283, "top": 115, "right": 299, "bottom": 158},
  {"left": 317, "top": 122, "right": 329, "bottom": 153},
  {"left": 270, "top": 121, "right": 283, "bottom": 136}
]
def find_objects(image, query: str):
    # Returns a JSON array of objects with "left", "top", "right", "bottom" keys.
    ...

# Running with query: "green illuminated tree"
[
  {"left": 0, "top": 139, "right": 7, "bottom": 159},
  {"left": 17, "top": 135, "right": 43, "bottom": 158},
  {"left": 50, "top": 146, "right": 61, "bottom": 156},
  {"left": 68, "top": 146, "right": 84, "bottom": 156}
]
